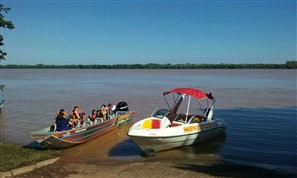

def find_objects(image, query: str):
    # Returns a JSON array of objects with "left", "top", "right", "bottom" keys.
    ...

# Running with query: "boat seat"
[
  {"left": 152, "top": 119, "right": 161, "bottom": 129},
  {"left": 82, "top": 120, "right": 93, "bottom": 127},
  {"left": 189, "top": 115, "right": 207, "bottom": 123},
  {"left": 142, "top": 119, "right": 162, "bottom": 129},
  {"left": 160, "top": 116, "right": 171, "bottom": 128},
  {"left": 76, "top": 122, "right": 81, "bottom": 128},
  {"left": 171, "top": 122, "right": 182, "bottom": 127},
  {"left": 142, "top": 119, "right": 151, "bottom": 129},
  {"left": 93, "top": 118, "right": 104, "bottom": 125}
]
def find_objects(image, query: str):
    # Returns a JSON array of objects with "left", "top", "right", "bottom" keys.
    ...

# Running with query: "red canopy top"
[{"left": 163, "top": 88, "right": 213, "bottom": 100}]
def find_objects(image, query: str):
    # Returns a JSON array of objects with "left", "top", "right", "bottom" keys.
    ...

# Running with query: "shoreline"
[
  {"left": 12, "top": 155, "right": 295, "bottom": 178},
  {"left": 3, "top": 125, "right": 296, "bottom": 178}
]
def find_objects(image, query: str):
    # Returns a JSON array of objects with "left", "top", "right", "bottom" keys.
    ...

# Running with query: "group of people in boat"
[{"left": 52, "top": 103, "right": 116, "bottom": 132}]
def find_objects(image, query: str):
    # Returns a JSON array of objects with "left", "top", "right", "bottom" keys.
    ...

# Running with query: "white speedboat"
[{"left": 128, "top": 87, "right": 227, "bottom": 154}]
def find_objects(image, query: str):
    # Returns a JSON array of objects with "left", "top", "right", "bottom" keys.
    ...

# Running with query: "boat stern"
[{"left": 217, "top": 118, "right": 227, "bottom": 130}]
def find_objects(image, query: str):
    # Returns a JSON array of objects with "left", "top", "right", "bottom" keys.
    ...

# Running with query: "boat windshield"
[
  {"left": 152, "top": 109, "right": 170, "bottom": 119},
  {"left": 164, "top": 93, "right": 215, "bottom": 123}
]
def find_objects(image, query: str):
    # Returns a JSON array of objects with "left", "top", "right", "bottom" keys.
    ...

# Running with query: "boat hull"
[
  {"left": 128, "top": 119, "right": 227, "bottom": 153},
  {"left": 0, "top": 99, "right": 4, "bottom": 111},
  {"left": 30, "top": 111, "right": 135, "bottom": 149}
]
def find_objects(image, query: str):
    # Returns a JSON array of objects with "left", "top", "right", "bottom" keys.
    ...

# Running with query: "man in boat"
[{"left": 107, "top": 102, "right": 116, "bottom": 116}]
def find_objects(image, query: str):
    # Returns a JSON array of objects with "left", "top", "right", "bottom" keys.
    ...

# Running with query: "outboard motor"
[{"left": 116, "top": 101, "right": 129, "bottom": 112}]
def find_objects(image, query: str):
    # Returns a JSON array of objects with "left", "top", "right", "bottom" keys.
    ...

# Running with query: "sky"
[{"left": 1, "top": 0, "right": 296, "bottom": 65}]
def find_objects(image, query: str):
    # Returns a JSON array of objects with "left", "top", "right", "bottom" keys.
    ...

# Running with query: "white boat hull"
[{"left": 128, "top": 118, "right": 227, "bottom": 153}]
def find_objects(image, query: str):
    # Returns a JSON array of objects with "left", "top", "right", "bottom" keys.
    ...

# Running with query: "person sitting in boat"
[
  {"left": 70, "top": 106, "right": 81, "bottom": 120},
  {"left": 55, "top": 109, "right": 71, "bottom": 131},
  {"left": 89, "top": 109, "right": 97, "bottom": 122},
  {"left": 68, "top": 115, "right": 77, "bottom": 128},
  {"left": 69, "top": 106, "right": 83, "bottom": 127},
  {"left": 78, "top": 112, "right": 86, "bottom": 126},
  {"left": 98, "top": 104, "right": 108, "bottom": 120},
  {"left": 107, "top": 102, "right": 116, "bottom": 118},
  {"left": 55, "top": 108, "right": 68, "bottom": 118},
  {"left": 96, "top": 109, "right": 101, "bottom": 117}
]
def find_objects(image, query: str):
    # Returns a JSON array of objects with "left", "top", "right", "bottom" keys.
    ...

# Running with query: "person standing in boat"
[{"left": 54, "top": 109, "right": 71, "bottom": 131}]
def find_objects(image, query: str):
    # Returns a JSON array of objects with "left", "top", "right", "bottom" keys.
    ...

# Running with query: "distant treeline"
[{"left": 1, "top": 60, "right": 296, "bottom": 69}]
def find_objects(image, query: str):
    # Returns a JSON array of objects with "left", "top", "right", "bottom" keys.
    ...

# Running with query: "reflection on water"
[
  {"left": 1, "top": 69, "right": 296, "bottom": 176},
  {"left": 108, "top": 134, "right": 226, "bottom": 159},
  {"left": 179, "top": 133, "right": 226, "bottom": 155},
  {"left": 84, "top": 127, "right": 228, "bottom": 165}
]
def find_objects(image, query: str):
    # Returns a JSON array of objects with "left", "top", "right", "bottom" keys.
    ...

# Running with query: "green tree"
[
  {"left": 0, "top": 3, "right": 14, "bottom": 60},
  {"left": 286, "top": 60, "right": 297, "bottom": 69}
]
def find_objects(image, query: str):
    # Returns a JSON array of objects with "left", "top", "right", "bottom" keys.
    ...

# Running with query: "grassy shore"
[{"left": 0, "top": 142, "right": 60, "bottom": 172}]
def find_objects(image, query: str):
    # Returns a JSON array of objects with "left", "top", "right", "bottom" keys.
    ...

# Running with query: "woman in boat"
[
  {"left": 68, "top": 115, "right": 78, "bottom": 128},
  {"left": 70, "top": 106, "right": 81, "bottom": 120},
  {"left": 69, "top": 106, "right": 83, "bottom": 127},
  {"left": 79, "top": 112, "right": 86, "bottom": 125},
  {"left": 55, "top": 109, "right": 71, "bottom": 131},
  {"left": 89, "top": 109, "right": 97, "bottom": 122},
  {"left": 98, "top": 104, "right": 108, "bottom": 120}
]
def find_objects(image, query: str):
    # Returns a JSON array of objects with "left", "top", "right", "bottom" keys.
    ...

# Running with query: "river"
[{"left": 0, "top": 69, "right": 296, "bottom": 176}]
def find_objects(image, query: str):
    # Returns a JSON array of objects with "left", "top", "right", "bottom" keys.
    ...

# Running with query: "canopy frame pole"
[
  {"left": 164, "top": 94, "right": 170, "bottom": 110},
  {"left": 185, "top": 95, "right": 191, "bottom": 122},
  {"left": 198, "top": 100, "right": 203, "bottom": 114},
  {"left": 204, "top": 98, "right": 215, "bottom": 117}
]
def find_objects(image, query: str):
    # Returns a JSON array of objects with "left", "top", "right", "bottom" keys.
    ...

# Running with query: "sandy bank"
[{"left": 14, "top": 158, "right": 294, "bottom": 178}]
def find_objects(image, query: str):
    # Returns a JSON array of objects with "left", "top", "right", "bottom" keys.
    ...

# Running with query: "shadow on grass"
[{"left": 24, "top": 141, "right": 47, "bottom": 150}]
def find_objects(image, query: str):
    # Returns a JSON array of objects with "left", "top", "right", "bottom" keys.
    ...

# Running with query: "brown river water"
[{"left": 0, "top": 69, "right": 296, "bottom": 175}]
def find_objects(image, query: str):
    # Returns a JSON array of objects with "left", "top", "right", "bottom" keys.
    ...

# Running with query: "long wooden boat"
[{"left": 30, "top": 102, "right": 135, "bottom": 149}]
